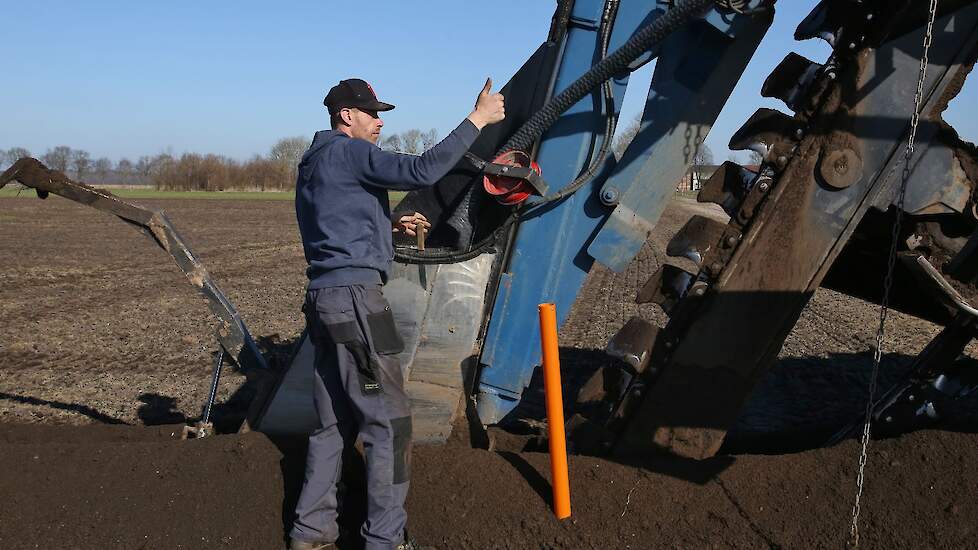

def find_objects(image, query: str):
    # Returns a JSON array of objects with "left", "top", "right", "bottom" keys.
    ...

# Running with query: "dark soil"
[
  {"left": 2, "top": 194, "right": 978, "bottom": 548},
  {"left": 0, "top": 195, "right": 306, "bottom": 425},
  {"left": 1, "top": 422, "right": 976, "bottom": 549}
]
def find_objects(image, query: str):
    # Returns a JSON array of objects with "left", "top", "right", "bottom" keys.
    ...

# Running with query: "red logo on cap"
[{"left": 366, "top": 82, "right": 377, "bottom": 99}]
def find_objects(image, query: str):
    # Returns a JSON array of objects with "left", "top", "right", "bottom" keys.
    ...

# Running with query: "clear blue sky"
[{"left": 2, "top": 1, "right": 974, "bottom": 164}]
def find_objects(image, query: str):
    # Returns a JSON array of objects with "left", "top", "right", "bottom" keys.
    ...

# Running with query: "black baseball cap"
[{"left": 324, "top": 78, "right": 395, "bottom": 114}]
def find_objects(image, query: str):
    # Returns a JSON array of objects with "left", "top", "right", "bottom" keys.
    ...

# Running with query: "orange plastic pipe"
[{"left": 538, "top": 303, "right": 571, "bottom": 520}]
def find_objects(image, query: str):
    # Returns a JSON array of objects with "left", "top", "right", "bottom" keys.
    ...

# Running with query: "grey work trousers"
[{"left": 290, "top": 285, "right": 412, "bottom": 550}]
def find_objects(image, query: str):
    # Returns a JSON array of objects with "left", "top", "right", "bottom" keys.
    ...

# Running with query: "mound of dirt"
[{"left": 1, "top": 422, "right": 976, "bottom": 549}]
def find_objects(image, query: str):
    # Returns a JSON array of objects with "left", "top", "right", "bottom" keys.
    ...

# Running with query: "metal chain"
[
  {"left": 848, "top": 1, "right": 939, "bottom": 546},
  {"left": 715, "top": 0, "right": 750, "bottom": 14}
]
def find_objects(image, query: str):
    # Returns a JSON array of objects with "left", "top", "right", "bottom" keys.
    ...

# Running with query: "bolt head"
[
  {"left": 600, "top": 187, "right": 620, "bottom": 205},
  {"left": 908, "top": 394, "right": 915, "bottom": 402},
  {"left": 758, "top": 182, "right": 770, "bottom": 192},
  {"left": 819, "top": 148, "right": 862, "bottom": 189}
]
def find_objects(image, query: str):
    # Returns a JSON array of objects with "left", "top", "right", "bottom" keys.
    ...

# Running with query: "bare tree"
[
  {"left": 613, "top": 115, "right": 642, "bottom": 159},
  {"left": 71, "top": 149, "right": 91, "bottom": 181},
  {"left": 148, "top": 153, "right": 175, "bottom": 189},
  {"left": 692, "top": 142, "right": 714, "bottom": 168},
  {"left": 748, "top": 149, "right": 764, "bottom": 166},
  {"left": 93, "top": 157, "right": 113, "bottom": 183},
  {"left": 381, "top": 134, "right": 402, "bottom": 152},
  {"left": 421, "top": 129, "right": 438, "bottom": 151},
  {"left": 42, "top": 146, "right": 73, "bottom": 173},
  {"left": 400, "top": 129, "right": 423, "bottom": 154},
  {"left": 269, "top": 136, "right": 308, "bottom": 188},
  {"left": 135, "top": 156, "right": 153, "bottom": 180},
  {"left": 117, "top": 158, "right": 134, "bottom": 183},
  {"left": 9, "top": 147, "right": 31, "bottom": 161},
  {"left": 3, "top": 147, "right": 31, "bottom": 170}
]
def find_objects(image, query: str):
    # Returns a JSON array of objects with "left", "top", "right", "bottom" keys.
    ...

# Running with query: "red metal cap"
[{"left": 482, "top": 151, "right": 541, "bottom": 205}]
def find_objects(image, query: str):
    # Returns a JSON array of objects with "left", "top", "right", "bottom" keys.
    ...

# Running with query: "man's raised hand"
[{"left": 468, "top": 77, "right": 505, "bottom": 130}]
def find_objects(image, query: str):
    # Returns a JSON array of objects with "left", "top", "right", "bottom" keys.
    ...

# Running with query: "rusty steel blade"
[
  {"left": 727, "top": 108, "right": 800, "bottom": 161},
  {"left": 762, "top": 52, "right": 824, "bottom": 112},
  {"left": 636, "top": 264, "right": 695, "bottom": 313},
  {"left": 665, "top": 215, "right": 728, "bottom": 265}
]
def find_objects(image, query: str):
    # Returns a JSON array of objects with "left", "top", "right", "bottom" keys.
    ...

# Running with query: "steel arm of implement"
[{"left": 0, "top": 157, "right": 269, "bottom": 375}]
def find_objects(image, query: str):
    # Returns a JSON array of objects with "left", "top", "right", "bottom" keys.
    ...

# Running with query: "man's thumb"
[{"left": 481, "top": 77, "right": 492, "bottom": 95}]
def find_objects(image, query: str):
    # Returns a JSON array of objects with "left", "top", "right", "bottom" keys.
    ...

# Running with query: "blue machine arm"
[{"left": 475, "top": 0, "right": 773, "bottom": 423}]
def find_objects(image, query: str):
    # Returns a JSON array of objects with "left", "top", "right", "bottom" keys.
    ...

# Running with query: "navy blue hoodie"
[{"left": 296, "top": 119, "right": 480, "bottom": 288}]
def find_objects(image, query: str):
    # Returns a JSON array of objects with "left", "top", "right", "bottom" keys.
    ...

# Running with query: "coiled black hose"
[
  {"left": 499, "top": 0, "right": 714, "bottom": 154},
  {"left": 395, "top": 0, "right": 716, "bottom": 264}
]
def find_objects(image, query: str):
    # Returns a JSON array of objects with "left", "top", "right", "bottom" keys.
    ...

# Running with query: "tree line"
[
  {"left": 1, "top": 128, "right": 438, "bottom": 191},
  {"left": 379, "top": 129, "right": 438, "bottom": 154},
  {"left": 612, "top": 115, "right": 763, "bottom": 167}
]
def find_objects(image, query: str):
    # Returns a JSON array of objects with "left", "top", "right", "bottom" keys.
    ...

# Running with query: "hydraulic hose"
[
  {"left": 499, "top": 0, "right": 715, "bottom": 154},
  {"left": 395, "top": 0, "right": 717, "bottom": 264}
]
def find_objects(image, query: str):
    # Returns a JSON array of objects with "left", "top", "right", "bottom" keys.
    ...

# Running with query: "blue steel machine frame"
[{"left": 475, "top": 0, "right": 772, "bottom": 423}]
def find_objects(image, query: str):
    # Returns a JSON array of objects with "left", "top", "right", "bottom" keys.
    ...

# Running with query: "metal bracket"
[
  {"left": 464, "top": 152, "right": 549, "bottom": 196},
  {"left": 183, "top": 347, "right": 226, "bottom": 439}
]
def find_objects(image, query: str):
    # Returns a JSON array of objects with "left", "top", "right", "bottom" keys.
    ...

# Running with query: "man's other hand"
[
  {"left": 393, "top": 212, "right": 431, "bottom": 237},
  {"left": 467, "top": 78, "right": 505, "bottom": 130}
]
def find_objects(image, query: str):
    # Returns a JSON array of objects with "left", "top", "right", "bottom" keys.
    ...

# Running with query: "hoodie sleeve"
[{"left": 345, "top": 119, "right": 481, "bottom": 191}]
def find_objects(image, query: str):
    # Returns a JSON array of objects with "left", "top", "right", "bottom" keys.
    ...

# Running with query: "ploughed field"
[{"left": 1, "top": 195, "right": 976, "bottom": 549}]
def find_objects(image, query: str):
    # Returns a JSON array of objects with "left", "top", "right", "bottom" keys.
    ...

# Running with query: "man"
[{"left": 290, "top": 77, "right": 505, "bottom": 550}]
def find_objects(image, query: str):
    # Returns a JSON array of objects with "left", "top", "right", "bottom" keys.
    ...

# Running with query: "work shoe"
[
  {"left": 288, "top": 538, "right": 335, "bottom": 550},
  {"left": 397, "top": 534, "right": 432, "bottom": 550}
]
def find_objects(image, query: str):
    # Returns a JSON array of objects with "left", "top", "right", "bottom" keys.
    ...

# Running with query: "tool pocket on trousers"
[
  {"left": 345, "top": 341, "right": 384, "bottom": 395},
  {"left": 391, "top": 416, "right": 413, "bottom": 484},
  {"left": 367, "top": 308, "right": 405, "bottom": 355},
  {"left": 324, "top": 320, "right": 384, "bottom": 396},
  {"left": 346, "top": 341, "right": 384, "bottom": 396}
]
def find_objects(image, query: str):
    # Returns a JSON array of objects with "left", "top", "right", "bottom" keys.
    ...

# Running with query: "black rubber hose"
[
  {"left": 395, "top": 0, "right": 715, "bottom": 264},
  {"left": 499, "top": 0, "right": 715, "bottom": 154}
]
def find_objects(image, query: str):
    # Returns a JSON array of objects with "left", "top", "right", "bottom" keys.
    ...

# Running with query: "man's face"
[{"left": 342, "top": 108, "right": 383, "bottom": 144}]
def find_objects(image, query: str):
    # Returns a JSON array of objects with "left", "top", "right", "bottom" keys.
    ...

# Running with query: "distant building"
[
  {"left": 676, "top": 165, "right": 720, "bottom": 192},
  {"left": 675, "top": 163, "right": 762, "bottom": 193}
]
